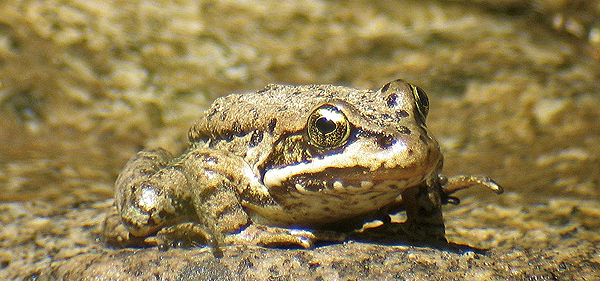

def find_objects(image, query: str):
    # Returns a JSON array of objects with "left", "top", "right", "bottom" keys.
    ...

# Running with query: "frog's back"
[{"left": 188, "top": 84, "right": 369, "bottom": 142}]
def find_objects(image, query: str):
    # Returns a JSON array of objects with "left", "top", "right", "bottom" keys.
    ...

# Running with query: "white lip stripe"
[
  {"left": 293, "top": 179, "right": 413, "bottom": 195},
  {"left": 250, "top": 178, "right": 416, "bottom": 225},
  {"left": 263, "top": 138, "right": 408, "bottom": 188}
]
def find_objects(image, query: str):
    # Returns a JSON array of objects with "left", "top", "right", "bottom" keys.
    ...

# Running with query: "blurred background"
[{"left": 0, "top": 0, "right": 599, "bottom": 278}]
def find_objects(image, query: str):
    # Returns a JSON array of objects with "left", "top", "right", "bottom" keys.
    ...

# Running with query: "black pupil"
[{"left": 315, "top": 116, "right": 336, "bottom": 134}]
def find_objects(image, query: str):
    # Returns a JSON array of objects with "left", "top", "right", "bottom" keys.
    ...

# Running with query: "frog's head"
[{"left": 261, "top": 79, "right": 443, "bottom": 202}]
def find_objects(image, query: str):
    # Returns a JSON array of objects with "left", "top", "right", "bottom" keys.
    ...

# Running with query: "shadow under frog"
[{"left": 102, "top": 79, "right": 503, "bottom": 255}]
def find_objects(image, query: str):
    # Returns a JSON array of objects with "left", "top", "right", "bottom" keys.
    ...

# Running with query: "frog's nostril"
[
  {"left": 386, "top": 92, "right": 398, "bottom": 108},
  {"left": 378, "top": 134, "right": 395, "bottom": 149}
]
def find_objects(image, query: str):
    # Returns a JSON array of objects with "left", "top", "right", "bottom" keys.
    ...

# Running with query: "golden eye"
[
  {"left": 411, "top": 84, "right": 429, "bottom": 121},
  {"left": 307, "top": 104, "right": 350, "bottom": 149}
]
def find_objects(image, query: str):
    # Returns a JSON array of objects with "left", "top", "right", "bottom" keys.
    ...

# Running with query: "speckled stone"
[{"left": 1, "top": 0, "right": 599, "bottom": 280}]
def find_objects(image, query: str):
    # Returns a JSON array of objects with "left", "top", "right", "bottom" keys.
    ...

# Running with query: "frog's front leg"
[
  {"left": 400, "top": 178, "right": 446, "bottom": 243},
  {"left": 439, "top": 175, "right": 504, "bottom": 204},
  {"left": 396, "top": 174, "right": 504, "bottom": 243}
]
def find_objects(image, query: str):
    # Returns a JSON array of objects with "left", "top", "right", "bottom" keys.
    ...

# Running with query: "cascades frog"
[{"left": 103, "top": 79, "right": 503, "bottom": 252}]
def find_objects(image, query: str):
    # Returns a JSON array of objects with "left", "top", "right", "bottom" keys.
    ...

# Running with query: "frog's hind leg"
[
  {"left": 141, "top": 165, "right": 248, "bottom": 256},
  {"left": 176, "top": 149, "right": 252, "bottom": 251},
  {"left": 112, "top": 148, "right": 196, "bottom": 238},
  {"left": 110, "top": 148, "right": 249, "bottom": 255},
  {"left": 102, "top": 204, "right": 148, "bottom": 247}
]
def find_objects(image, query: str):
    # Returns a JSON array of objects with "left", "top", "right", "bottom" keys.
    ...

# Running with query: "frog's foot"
[
  {"left": 227, "top": 224, "right": 346, "bottom": 248},
  {"left": 145, "top": 222, "right": 223, "bottom": 255},
  {"left": 102, "top": 206, "right": 148, "bottom": 248},
  {"left": 399, "top": 222, "right": 447, "bottom": 244},
  {"left": 353, "top": 221, "right": 449, "bottom": 246},
  {"left": 440, "top": 175, "right": 504, "bottom": 205}
]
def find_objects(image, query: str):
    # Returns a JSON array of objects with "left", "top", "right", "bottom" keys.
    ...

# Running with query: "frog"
[{"left": 102, "top": 79, "right": 503, "bottom": 253}]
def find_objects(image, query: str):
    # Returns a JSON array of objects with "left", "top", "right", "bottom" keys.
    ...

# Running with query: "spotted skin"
[{"left": 103, "top": 79, "right": 503, "bottom": 251}]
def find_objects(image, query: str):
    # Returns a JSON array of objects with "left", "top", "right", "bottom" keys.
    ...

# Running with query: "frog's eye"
[
  {"left": 307, "top": 104, "right": 351, "bottom": 149},
  {"left": 411, "top": 85, "right": 429, "bottom": 120}
]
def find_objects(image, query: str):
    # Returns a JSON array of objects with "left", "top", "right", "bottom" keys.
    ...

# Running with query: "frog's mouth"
[
  {"left": 268, "top": 166, "right": 425, "bottom": 195},
  {"left": 262, "top": 137, "right": 442, "bottom": 195}
]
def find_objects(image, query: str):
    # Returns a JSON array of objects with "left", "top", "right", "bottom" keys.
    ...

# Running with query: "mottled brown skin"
[{"left": 103, "top": 79, "right": 503, "bottom": 251}]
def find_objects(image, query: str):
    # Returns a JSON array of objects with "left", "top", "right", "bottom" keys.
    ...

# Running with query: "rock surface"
[{"left": 1, "top": 0, "right": 599, "bottom": 280}]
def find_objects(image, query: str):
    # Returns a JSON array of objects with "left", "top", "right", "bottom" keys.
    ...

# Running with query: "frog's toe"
[
  {"left": 144, "top": 222, "right": 222, "bottom": 253},
  {"left": 229, "top": 224, "right": 321, "bottom": 248},
  {"left": 102, "top": 207, "right": 148, "bottom": 248},
  {"left": 440, "top": 175, "right": 504, "bottom": 198},
  {"left": 400, "top": 221, "right": 446, "bottom": 243}
]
